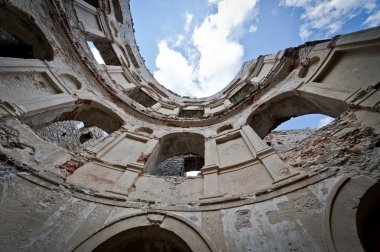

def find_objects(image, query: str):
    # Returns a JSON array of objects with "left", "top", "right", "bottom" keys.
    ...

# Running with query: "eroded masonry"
[{"left": 0, "top": 1, "right": 379, "bottom": 251}]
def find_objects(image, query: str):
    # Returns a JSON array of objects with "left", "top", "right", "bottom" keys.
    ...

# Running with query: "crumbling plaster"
[{"left": 0, "top": 0, "right": 379, "bottom": 251}]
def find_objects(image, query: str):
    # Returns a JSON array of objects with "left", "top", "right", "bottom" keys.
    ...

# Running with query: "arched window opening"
[
  {"left": 93, "top": 226, "right": 192, "bottom": 252},
  {"left": 275, "top": 114, "right": 335, "bottom": 130},
  {"left": 264, "top": 114, "right": 336, "bottom": 154},
  {"left": 357, "top": 182, "right": 380, "bottom": 252},
  {"left": 53, "top": 103, "right": 123, "bottom": 134},
  {"left": 155, "top": 153, "right": 204, "bottom": 177},
  {"left": 0, "top": 7, "right": 54, "bottom": 61},
  {"left": 0, "top": 27, "right": 33, "bottom": 59},
  {"left": 248, "top": 92, "right": 349, "bottom": 171},
  {"left": 146, "top": 133, "right": 205, "bottom": 177},
  {"left": 248, "top": 93, "right": 347, "bottom": 139},
  {"left": 22, "top": 100, "right": 124, "bottom": 138},
  {"left": 36, "top": 120, "right": 108, "bottom": 152}
]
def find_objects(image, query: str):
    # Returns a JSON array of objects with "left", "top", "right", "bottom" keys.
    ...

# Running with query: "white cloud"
[
  {"left": 249, "top": 25, "right": 258, "bottom": 33},
  {"left": 174, "top": 35, "right": 184, "bottom": 47},
  {"left": 153, "top": 41, "right": 195, "bottom": 96},
  {"left": 184, "top": 13, "right": 193, "bottom": 32},
  {"left": 280, "top": 0, "right": 377, "bottom": 40},
  {"left": 364, "top": 10, "right": 380, "bottom": 27},
  {"left": 281, "top": 0, "right": 308, "bottom": 8},
  {"left": 208, "top": 0, "right": 221, "bottom": 4},
  {"left": 153, "top": 0, "right": 259, "bottom": 97},
  {"left": 318, "top": 116, "right": 334, "bottom": 128}
]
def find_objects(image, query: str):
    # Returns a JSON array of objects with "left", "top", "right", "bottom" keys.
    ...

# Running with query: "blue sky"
[
  {"left": 131, "top": 0, "right": 380, "bottom": 97},
  {"left": 127, "top": 0, "right": 380, "bottom": 129}
]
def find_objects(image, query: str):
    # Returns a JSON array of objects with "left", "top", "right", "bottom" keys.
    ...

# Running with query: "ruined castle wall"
[{"left": 0, "top": 0, "right": 379, "bottom": 251}]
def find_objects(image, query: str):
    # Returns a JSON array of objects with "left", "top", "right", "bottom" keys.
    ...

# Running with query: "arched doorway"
[
  {"left": 73, "top": 213, "right": 213, "bottom": 252},
  {"left": 324, "top": 177, "right": 379, "bottom": 252},
  {"left": 357, "top": 182, "right": 380, "bottom": 252},
  {"left": 93, "top": 225, "right": 191, "bottom": 252}
]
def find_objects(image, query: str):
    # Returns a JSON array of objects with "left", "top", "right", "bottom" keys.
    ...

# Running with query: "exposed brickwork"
[{"left": 266, "top": 110, "right": 380, "bottom": 178}]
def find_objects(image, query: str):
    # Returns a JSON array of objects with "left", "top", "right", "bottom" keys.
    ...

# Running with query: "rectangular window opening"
[{"left": 87, "top": 40, "right": 121, "bottom": 66}]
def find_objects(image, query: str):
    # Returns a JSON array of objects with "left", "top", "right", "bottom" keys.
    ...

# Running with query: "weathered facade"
[{"left": 0, "top": 1, "right": 379, "bottom": 251}]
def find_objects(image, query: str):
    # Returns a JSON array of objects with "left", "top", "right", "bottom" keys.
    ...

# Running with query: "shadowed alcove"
[
  {"left": 93, "top": 226, "right": 192, "bottom": 252},
  {"left": 0, "top": 6, "right": 54, "bottom": 61},
  {"left": 357, "top": 182, "right": 380, "bottom": 252},
  {"left": 145, "top": 132, "right": 205, "bottom": 176}
]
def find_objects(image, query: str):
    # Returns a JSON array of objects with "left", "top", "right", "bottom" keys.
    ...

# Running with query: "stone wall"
[
  {"left": 267, "top": 110, "right": 380, "bottom": 179},
  {"left": 0, "top": 1, "right": 379, "bottom": 251},
  {"left": 36, "top": 120, "right": 107, "bottom": 152}
]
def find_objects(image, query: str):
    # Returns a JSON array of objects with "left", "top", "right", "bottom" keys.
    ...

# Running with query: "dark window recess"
[
  {"left": 155, "top": 153, "right": 204, "bottom": 177},
  {"left": 179, "top": 110, "right": 204, "bottom": 119},
  {"left": 127, "top": 88, "right": 156, "bottom": 107},
  {"left": 183, "top": 154, "right": 204, "bottom": 173},
  {"left": 217, "top": 124, "right": 233, "bottom": 134},
  {"left": 126, "top": 44, "right": 139, "bottom": 68},
  {"left": 79, "top": 132, "right": 93, "bottom": 144},
  {"left": 230, "top": 84, "right": 258, "bottom": 104},
  {"left": 375, "top": 139, "right": 380, "bottom": 147},
  {"left": 92, "top": 40, "right": 120, "bottom": 65},
  {"left": 0, "top": 7, "right": 54, "bottom": 61},
  {"left": 83, "top": 0, "right": 99, "bottom": 8},
  {"left": 112, "top": 0, "right": 123, "bottom": 23},
  {"left": 0, "top": 27, "right": 34, "bottom": 59}
]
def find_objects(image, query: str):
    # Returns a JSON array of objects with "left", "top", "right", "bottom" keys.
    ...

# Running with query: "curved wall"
[{"left": 0, "top": 1, "right": 379, "bottom": 251}]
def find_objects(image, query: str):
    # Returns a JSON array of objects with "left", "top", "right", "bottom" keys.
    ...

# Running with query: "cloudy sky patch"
[{"left": 132, "top": 0, "right": 379, "bottom": 97}]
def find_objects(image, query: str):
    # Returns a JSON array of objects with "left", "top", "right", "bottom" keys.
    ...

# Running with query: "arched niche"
[
  {"left": 145, "top": 132, "right": 205, "bottom": 175},
  {"left": 247, "top": 91, "right": 348, "bottom": 139},
  {"left": 22, "top": 99, "right": 124, "bottom": 134},
  {"left": 357, "top": 181, "right": 380, "bottom": 252},
  {"left": 73, "top": 213, "right": 213, "bottom": 252},
  {"left": 0, "top": 6, "right": 54, "bottom": 61},
  {"left": 323, "top": 176, "right": 379, "bottom": 252},
  {"left": 60, "top": 74, "right": 82, "bottom": 90}
]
